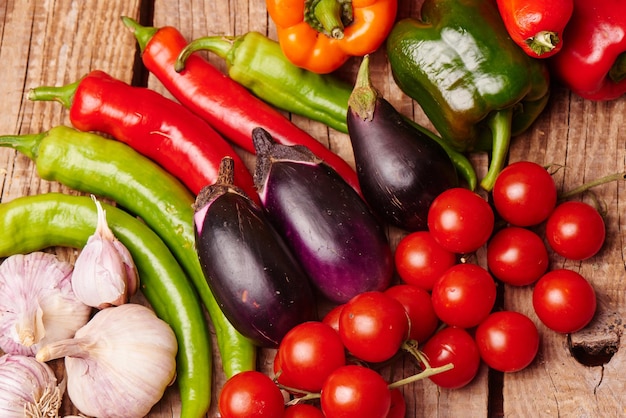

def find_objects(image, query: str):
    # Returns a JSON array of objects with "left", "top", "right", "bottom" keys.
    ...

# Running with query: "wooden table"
[{"left": 1, "top": 1, "right": 624, "bottom": 417}]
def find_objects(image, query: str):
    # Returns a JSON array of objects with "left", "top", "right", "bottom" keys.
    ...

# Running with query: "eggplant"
[
  {"left": 347, "top": 55, "right": 458, "bottom": 231},
  {"left": 252, "top": 127, "right": 393, "bottom": 304},
  {"left": 193, "top": 157, "right": 316, "bottom": 348}
]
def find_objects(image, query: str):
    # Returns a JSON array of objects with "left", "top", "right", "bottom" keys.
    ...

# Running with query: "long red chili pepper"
[
  {"left": 28, "top": 70, "right": 259, "bottom": 201},
  {"left": 122, "top": 17, "right": 361, "bottom": 195}
]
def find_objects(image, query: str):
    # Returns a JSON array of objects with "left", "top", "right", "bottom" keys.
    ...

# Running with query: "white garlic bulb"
[
  {"left": 36, "top": 303, "right": 178, "bottom": 418},
  {"left": 71, "top": 196, "right": 139, "bottom": 309},
  {"left": 0, "top": 252, "right": 92, "bottom": 356},
  {"left": 0, "top": 353, "right": 61, "bottom": 418}
]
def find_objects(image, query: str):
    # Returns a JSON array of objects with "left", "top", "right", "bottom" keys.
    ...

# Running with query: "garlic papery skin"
[
  {"left": 36, "top": 303, "right": 178, "bottom": 418},
  {"left": 71, "top": 196, "right": 139, "bottom": 309},
  {"left": 0, "top": 252, "right": 92, "bottom": 357},
  {"left": 0, "top": 353, "right": 62, "bottom": 418}
]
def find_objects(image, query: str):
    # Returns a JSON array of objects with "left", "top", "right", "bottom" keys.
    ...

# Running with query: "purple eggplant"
[
  {"left": 193, "top": 157, "right": 316, "bottom": 348},
  {"left": 347, "top": 55, "right": 458, "bottom": 231},
  {"left": 252, "top": 127, "right": 393, "bottom": 304}
]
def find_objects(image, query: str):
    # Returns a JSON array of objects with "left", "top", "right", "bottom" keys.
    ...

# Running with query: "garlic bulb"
[
  {"left": 0, "top": 353, "right": 62, "bottom": 418},
  {"left": 0, "top": 252, "right": 92, "bottom": 356},
  {"left": 71, "top": 196, "right": 139, "bottom": 309},
  {"left": 36, "top": 303, "right": 178, "bottom": 418}
]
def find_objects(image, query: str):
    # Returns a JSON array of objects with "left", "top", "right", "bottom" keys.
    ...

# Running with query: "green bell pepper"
[{"left": 386, "top": 0, "right": 550, "bottom": 191}]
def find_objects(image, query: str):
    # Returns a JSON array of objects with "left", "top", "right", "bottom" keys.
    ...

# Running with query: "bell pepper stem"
[
  {"left": 480, "top": 108, "right": 513, "bottom": 191},
  {"left": 609, "top": 51, "right": 626, "bottom": 84},
  {"left": 526, "top": 31, "right": 559, "bottom": 56},
  {"left": 306, "top": 0, "right": 352, "bottom": 39},
  {"left": 28, "top": 80, "right": 80, "bottom": 109},
  {"left": 174, "top": 36, "right": 236, "bottom": 73}
]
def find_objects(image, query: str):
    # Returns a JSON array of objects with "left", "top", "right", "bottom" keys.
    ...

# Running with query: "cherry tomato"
[
  {"left": 492, "top": 161, "right": 557, "bottom": 226},
  {"left": 394, "top": 231, "right": 457, "bottom": 291},
  {"left": 322, "top": 304, "right": 344, "bottom": 333},
  {"left": 284, "top": 403, "right": 325, "bottom": 418},
  {"left": 487, "top": 226, "right": 549, "bottom": 286},
  {"left": 321, "top": 365, "right": 391, "bottom": 418},
  {"left": 427, "top": 188, "right": 494, "bottom": 254},
  {"left": 386, "top": 389, "right": 406, "bottom": 418},
  {"left": 431, "top": 263, "right": 497, "bottom": 328},
  {"left": 545, "top": 201, "right": 605, "bottom": 260},
  {"left": 420, "top": 326, "right": 481, "bottom": 389},
  {"left": 339, "top": 292, "right": 409, "bottom": 363},
  {"left": 218, "top": 370, "right": 285, "bottom": 418},
  {"left": 475, "top": 311, "right": 540, "bottom": 372},
  {"left": 532, "top": 269, "right": 597, "bottom": 333},
  {"left": 275, "top": 321, "right": 346, "bottom": 392},
  {"left": 384, "top": 284, "right": 439, "bottom": 343}
]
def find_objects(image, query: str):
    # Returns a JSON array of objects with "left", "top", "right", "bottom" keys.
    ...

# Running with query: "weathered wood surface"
[{"left": 1, "top": 0, "right": 624, "bottom": 417}]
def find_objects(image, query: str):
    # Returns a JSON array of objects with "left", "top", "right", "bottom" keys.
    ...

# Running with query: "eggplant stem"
[
  {"left": 480, "top": 108, "right": 513, "bottom": 191},
  {"left": 348, "top": 55, "right": 377, "bottom": 120}
]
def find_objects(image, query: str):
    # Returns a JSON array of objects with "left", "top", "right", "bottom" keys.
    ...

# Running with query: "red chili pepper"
[
  {"left": 496, "top": 0, "right": 574, "bottom": 58},
  {"left": 549, "top": 0, "right": 626, "bottom": 100},
  {"left": 28, "top": 70, "right": 259, "bottom": 201},
  {"left": 122, "top": 17, "right": 361, "bottom": 195}
]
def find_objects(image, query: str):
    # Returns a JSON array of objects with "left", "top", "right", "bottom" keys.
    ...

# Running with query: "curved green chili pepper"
[
  {"left": 172, "top": 30, "right": 477, "bottom": 190},
  {"left": 0, "top": 193, "right": 209, "bottom": 417},
  {"left": 0, "top": 126, "right": 256, "bottom": 378}
]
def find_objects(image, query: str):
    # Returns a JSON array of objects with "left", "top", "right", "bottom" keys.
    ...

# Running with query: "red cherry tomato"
[
  {"left": 475, "top": 311, "right": 540, "bottom": 372},
  {"left": 394, "top": 230, "right": 457, "bottom": 291},
  {"left": 218, "top": 371, "right": 285, "bottom": 418},
  {"left": 431, "top": 263, "right": 497, "bottom": 328},
  {"left": 275, "top": 321, "right": 346, "bottom": 392},
  {"left": 532, "top": 269, "right": 597, "bottom": 333},
  {"left": 386, "top": 388, "right": 406, "bottom": 418},
  {"left": 321, "top": 365, "right": 391, "bottom": 418},
  {"left": 427, "top": 188, "right": 495, "bottom": 254},
  {"left": 339, "top": 292, "right": 409, "bottom": 363},
  {"left": 322, "top": 304, "right": 344, "bottom": 333},
  {"left": 420, "top": 327, "right": 481, "bottom": 389},
  {"left": 384, "top": 284, "right": 439, "bottom": 343},
  {"left": 545, "top": 201, "right": 606, "bottom": 260},
  {"left": 284, "top": 403, "right": 325, "bottom": 418},
  {"left": 492, "top": 161, "right": 557, "bottom": 226},
  {"left": 487, "top": 226, "right": 549, "bottom": 286}
]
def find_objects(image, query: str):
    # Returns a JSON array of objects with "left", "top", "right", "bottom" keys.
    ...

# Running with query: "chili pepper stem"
[
  {"left": 0, "top": 132, "right": 45, "bottom": 160},
  {"left": 480, "top": 108, "right": 514, "bottom": 191},
  {"left": 526, "top": 31, "right": 559, "bottom": 56},
  {"left": 175, "top": 36, "right": 235, "bottom": 73},
  {"left": 121, "top": 16, "right": 158, "bottom": 52},
  {"left": 28, "top": 81, "right": 79, "bottom": 109}
]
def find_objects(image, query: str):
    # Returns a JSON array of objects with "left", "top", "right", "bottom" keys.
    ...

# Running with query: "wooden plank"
[{"left": 1, "top": 0, "right": 624, "bottom": 417}]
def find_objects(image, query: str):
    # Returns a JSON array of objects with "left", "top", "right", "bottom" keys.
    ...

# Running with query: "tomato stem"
[
  {"left": 558, "top": 171, "right": 626, "bottom": 200},
  {"left": 385, "top": 340, "right": 454, "bottom": 389}
]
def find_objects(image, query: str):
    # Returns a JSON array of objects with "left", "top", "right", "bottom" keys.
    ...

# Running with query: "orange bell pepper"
[{"left": 266, "top": 0, "right": 397, "bottom": 73}]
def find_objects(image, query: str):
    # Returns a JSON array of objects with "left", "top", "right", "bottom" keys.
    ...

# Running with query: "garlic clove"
[
  {"left": 0, "top": 353, "right": 62, "bottom": 418},
  {"left": 0, "top": 252, "right": 92, "bottom": 356},
  {"left": 71, "top": 196, "right": 139, "bottom": 309}
]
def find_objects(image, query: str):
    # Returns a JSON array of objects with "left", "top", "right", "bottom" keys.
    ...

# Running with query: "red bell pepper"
[
  {"left": 549, "top": 0, "right": 626, "bottom": 100},
  {"left": 496, "top": 0, "right": 574, "bottom": 58}
]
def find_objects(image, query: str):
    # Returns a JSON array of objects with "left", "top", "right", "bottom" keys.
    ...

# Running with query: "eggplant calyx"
[
  {"left": 252, "top": 127, "right": 322, "bottom": 191},
  {"left": 193, "top": 156, "right": 246, "bottom": 212},
  {"left": 348, "top": 55, "right": 378, "bottom": 121}
]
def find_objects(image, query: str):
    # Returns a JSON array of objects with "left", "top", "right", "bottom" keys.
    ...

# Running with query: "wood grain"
[{"left": 1, "top": 0, "right": 624, "bottom": 417}]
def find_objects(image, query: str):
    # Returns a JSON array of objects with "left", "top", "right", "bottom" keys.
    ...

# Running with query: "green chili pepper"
[
  {"left": 386, "top": 0, "right": 551, "bottom": 191},
  {"left": 0, "top": 193, "right": 209, "bottom": 417},
  {"left": 173, "top": 31, "right": 477, "bottom": 190},
  {"left": 0, "top": 126, "right": 256, "bottom": 379}
]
